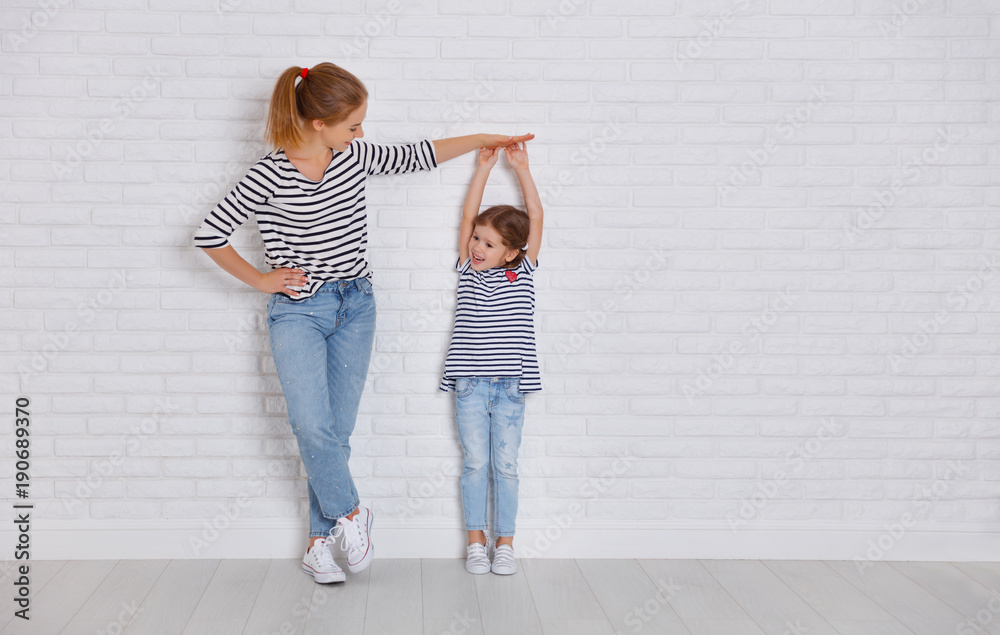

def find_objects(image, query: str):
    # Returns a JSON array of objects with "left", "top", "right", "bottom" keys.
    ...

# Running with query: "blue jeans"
[
  {"left": 266, "top": 278, "right": 375, "bottom": 537},
  {"left": 454, "top": 377, "right": 526, "bottom": 537}
]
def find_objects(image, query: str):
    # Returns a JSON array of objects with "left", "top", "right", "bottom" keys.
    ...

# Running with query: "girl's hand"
[
  {"left": 504, "top": 142, "right": 529, "bottom": 171},
  {"left": 478, "top": 147, "right": 499, "bottom": 169},
  {"left": 257, "top": 267, "right": 309, "bottom": 296},
  {"left": 482, "top": 133, "right": 534, "bottom": 149}
]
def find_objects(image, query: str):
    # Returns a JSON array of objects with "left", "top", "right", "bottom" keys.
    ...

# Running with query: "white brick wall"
[{"left": 2, "top": 0, "right": 999, "bottom": 560}]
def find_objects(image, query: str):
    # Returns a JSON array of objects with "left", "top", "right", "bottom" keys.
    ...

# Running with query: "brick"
[{"left": 2, "top": 3, "right": 998, "bottom": 545}]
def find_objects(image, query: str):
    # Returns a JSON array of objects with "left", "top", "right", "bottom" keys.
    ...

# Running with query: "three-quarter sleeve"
[
  {"left": 194, "top": 163, "right": 274, "bottom": 249},
  {"left": 353, "top": 139, "right": 438, "bottom": 177}
]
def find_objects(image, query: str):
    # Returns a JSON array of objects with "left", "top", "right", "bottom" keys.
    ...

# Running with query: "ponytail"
[
  {"left": 264, "top": 63, "right": 368, "bottom": 151},
  {"left": 265, "top": 66, "right": 304, "bottom": 151}
]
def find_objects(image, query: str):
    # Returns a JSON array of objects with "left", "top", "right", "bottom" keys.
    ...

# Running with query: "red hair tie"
[{"left": 300, "top": 67, "right": 308, "bottom": 79}]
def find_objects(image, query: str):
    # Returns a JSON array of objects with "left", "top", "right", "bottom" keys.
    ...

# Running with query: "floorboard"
[
  {"left": 700, "top": 560, "right": 840, "bottom": 635},
  {"left": 364, "top": 559, "right": 423, "bottom": 635},
  {"left": 825, "top": 560, "right": 969, "bottom": 635},
  {"left": 3, "top": 557, "right": 994, "bottom": 635},
  {"left": 11, "top": 560, "right": 117, "bottom": 635},
  {"left": 302, "top": 565, "right": 371, "bottom": 634},
  {"left": 763, "top": 559, "right": 914, "bottom": 634},
  {"left": 576, "top": 559, "right": 691, "bottom": 635},
  {"left": 242, "top": 559, "right": 318, "bottom": 635},
  {"left": 122, "top": 560, "right": 220, "bottom": 635},
  {"left": 475, "top": 561, "right": 544, "bottom": 635},
  {"left": 182, "top": 559, "right": 270, "bottom": 635}
]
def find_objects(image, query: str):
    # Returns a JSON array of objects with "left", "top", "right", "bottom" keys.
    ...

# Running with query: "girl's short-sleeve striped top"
[
  {"left": 194, "top": 139, "right": 437, "bottom": 299},
  {"left": 439, "top": 256, "right": 541, "bottom": 393}
]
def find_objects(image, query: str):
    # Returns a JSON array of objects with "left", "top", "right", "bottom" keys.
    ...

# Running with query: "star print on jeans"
[
  {"left": 505, "top": 412, "right": 519, "bottom": 428},
  {"left": 498, "top": 440, "right": 507, "bottom": 449},
  {"left": 505, "top": 462, "right": 512, "bottom": 470}
]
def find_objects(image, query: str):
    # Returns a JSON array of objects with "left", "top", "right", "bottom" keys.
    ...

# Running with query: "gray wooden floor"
[{"left": 1, "top": 559, "right": 999, "bottom": 634}]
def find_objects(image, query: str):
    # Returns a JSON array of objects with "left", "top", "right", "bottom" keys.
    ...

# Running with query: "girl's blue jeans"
[
  {"left": 454, "top": 376, "right": 526, "bottom": 537},
  {"left": 266, "top": 278, "right": 375, "bottom": 537}
]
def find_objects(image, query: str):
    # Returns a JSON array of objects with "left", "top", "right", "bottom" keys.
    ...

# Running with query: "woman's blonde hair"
[{"left": 264, "top": 63, "right": 368, "bottom": 151}]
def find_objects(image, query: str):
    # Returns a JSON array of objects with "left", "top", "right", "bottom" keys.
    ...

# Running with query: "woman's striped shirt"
[
  {"left": 194, "top": 139, "right": 437, "bottom": 299},
  {"left": 439, "top": 256, "right": 542, "bottom": 393}
]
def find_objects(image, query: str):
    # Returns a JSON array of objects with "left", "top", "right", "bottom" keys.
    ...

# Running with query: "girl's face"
[
  {"left": 469, "top": 223, "right": 519, "bottom": 271},
  {"left": 315, "top": 100, "right": 367, "bottom": 152}
]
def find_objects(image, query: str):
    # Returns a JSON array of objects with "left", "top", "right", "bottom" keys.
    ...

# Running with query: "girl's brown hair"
[
  {"left": 474, "top": 205, "right": 530, "bottom": 269},
  {"left": 264, "top": 63, "right": 368, "bottom": 151}
]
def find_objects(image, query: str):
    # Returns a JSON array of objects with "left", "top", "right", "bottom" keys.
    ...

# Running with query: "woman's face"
[
  {"left": 468, "top": 222, "right": 519, "bottom": 271},
  {"left": 315, "top": 100, "right": 367, "bottom": 152}
]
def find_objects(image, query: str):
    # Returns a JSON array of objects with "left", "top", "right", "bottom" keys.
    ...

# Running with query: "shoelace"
[
  {"left": 311, "top": 539, "right": 337, "bottom": 570},
  {"left": 332, "top": 514, "right": 367, "bottom": 554}
]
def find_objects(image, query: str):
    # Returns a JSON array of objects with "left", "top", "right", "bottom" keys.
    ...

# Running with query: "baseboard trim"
[{"left": 9, "top": 519, "right": 1000, "bottom": 561}]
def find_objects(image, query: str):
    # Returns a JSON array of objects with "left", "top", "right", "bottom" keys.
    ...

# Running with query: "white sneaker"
[
  {"left": 465, "top": 542, "right": 491, "bottom": 575},
  {"left": 301, "top": 537, "right": 345, "bottom": 584},
  {"left": 333, "top": 506, "right": 374, "bottom": 574},
  {"left": 491, "top": 543, "right": 517, "bottom": 575}
]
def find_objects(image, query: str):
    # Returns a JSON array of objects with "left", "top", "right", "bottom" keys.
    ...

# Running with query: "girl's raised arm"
[
  {"left": 433, "top": 133, "right": 533, "bottom": 164},
  {"left": 505, "top": 143, "right": 543, "bottom": 265},
  {"left": 458, "top": 148, "right": 499, "bottom": 263}
]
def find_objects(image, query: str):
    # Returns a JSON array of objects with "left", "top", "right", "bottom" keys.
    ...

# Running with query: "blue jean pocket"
[
  {"left": 455, "top": 377, "right": 476, "bottom": 398},
  {"left": 504, "top": 379, "right": 525, "bottom": 404},
  {"left": 266, "top": 293, "right": 286, "bottom": 319}
]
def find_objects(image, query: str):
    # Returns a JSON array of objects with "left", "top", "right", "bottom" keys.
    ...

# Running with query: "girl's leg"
[
  {"left": 455, "top": 378, "right": 490, "bottom": 542},
  {"left": 267, "top": 291, "right": 361, "bottom": 539},
  {"left": 467, "top": 530, "right": 487, "bottom": 545},
  {"left": 492, "top": 378, "right": 526, "bottom": 544}
]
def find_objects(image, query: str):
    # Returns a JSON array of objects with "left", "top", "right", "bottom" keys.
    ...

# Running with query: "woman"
[{"left": 195, "top": 62, "right": 532, "bottom": 583}]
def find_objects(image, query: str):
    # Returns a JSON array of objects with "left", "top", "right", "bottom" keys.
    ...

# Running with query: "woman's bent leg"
[{"left": 268, "top": 293, "right": 360, "bottom": 537}]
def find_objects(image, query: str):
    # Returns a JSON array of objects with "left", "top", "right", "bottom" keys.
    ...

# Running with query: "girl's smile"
[{"left": 468, "top": 223, "right": 519, "bottom": 271}]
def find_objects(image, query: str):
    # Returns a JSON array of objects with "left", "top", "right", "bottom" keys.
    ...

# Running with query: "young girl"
[
  {"left": 439, "top": 142, "right": 543, "bottom": 575},
  {"left": 195, "top": 62, "right": 533, "bottom": 584}
]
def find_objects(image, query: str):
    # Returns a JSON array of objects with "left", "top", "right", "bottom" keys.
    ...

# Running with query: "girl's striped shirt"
[
  {"left": 439, "top": 256, "right": 542, "bottom": 393},
  {"left": 194, "top": 139, "right": 437, "bottom": 299}
]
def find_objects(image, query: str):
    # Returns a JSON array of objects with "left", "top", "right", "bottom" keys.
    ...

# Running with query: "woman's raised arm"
[{"left": 432, "top": 133, "right": 534, "bottom": 164}]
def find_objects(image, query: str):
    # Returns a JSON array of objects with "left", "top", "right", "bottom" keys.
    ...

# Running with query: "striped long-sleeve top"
[
  {"left": 439, "top": 256, "right": 542, "bottom": 393},
  {"left": 194, "top": 139, "right": 438, "bottom": 299}
]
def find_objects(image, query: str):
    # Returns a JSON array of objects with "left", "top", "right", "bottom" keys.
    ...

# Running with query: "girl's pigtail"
[{"left": 265, "top": 66, "right": 304, "bottom": 151}]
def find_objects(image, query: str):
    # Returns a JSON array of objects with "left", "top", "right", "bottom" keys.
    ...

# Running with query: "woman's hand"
[
  {"left": 478, "top": 147, "right": 500, "bottom": 169},
  {"left": 432, "top": 133, "right": 534, "bottom": 164},
  {"left": 481, "top": 133, "right": 534, "bottom": 149},
  {"left": 257, "top": 268, "right": 309, "bottom": 296},
  {"left": 504, "top": 142, "right": 529, "bottom": 172}
]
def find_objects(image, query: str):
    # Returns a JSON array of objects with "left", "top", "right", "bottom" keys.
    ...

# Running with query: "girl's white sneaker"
[
  {"left": 491, "top": 543, "right": 517, "bottom": 575},
  {"left": 301, "top": 537, "right": 346, "bottom": 584},
  {"left": 465, "top": 542, "right": 491, "bottom": 575}
]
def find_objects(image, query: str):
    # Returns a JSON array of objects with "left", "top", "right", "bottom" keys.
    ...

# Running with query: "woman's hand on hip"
[{"left": 257, "top": 268, "right": 309, "bottom": 296}]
